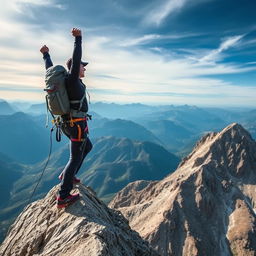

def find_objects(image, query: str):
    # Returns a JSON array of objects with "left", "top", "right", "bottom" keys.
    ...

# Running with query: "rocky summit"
[
  {"left": 0, "top": 184, "right": 158, "bottom": 256},
  {"left": 109, "top": 123, "right": 256, "bottom": 256}
]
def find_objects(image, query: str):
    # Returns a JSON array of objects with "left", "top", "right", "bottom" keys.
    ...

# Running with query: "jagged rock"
[
  {"left": 109, "top": 123, "right": 256, "bottom": 256},
  {"left": 0, "top": 184, "right": 158, "bottom": 256}
]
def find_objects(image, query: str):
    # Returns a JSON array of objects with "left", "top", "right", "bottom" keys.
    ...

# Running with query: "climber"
[{"left": 40, "top": 28, "right": 93, "bottom": 208}]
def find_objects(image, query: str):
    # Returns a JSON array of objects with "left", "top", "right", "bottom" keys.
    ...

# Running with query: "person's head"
[{"left": 66, "top": 58, "right": 88, "bottom": 78}]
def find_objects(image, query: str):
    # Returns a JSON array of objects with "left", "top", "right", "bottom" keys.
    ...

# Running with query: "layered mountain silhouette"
[
  {"left": 5, "top": 101, "right": 256, "bottom": 155},
  {"left": 27, "top": 103, "right": 47, "bottom": 115},
  {"left": 110, "top": 123, "right": 256, "bottom": 256},
  {"left": 0, "top": 100, "right": 15, "bottom": 115},
  {"left": 91, "top": 119, "right": 161, "bottom": 145},
  {"left": 0, "top": 112, "right": 52, "bottom": 164},
  {"left": 90, "top": 102, "right": 159, "bottom": 119},
  {"left": 138, "top": 105, "right": 227, "bottom": 134},
  {"left": 140, "top": 119, "right": 195, "bottom": 152},
  {"left": 0, "top": 184, "right": 158, "bottom": 256},
  {"left": 0, "top": 111, "right": 70, "bottom": 164}
]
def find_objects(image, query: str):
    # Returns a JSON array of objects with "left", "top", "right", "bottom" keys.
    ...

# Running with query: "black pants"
[{"left": 59, "top": 119, "right": 92, "bottom": 198}]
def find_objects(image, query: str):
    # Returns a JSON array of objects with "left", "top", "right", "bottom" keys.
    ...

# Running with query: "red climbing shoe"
[{"left": 57, "top": 193, "right": 80, "bottom": 208}]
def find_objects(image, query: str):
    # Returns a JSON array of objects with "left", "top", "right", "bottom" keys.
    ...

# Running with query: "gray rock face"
[
  {"left": 0, "top": 184, "right": 158, "bottom": 256},
  {"left": 109, "top": 123, "right": 256, "bottom": 256}
]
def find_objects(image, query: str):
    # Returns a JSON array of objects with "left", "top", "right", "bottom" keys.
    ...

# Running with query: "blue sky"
[{"left": 0, "top": 0, "right": 256, "bottom": 106}]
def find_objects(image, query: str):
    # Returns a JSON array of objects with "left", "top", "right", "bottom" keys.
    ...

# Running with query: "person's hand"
[
  {"left": 40, "top": 45, "right": 49, "bottom": 54},
  {"left": 71, "top": 28, "right": 82, "bottom": 37}
]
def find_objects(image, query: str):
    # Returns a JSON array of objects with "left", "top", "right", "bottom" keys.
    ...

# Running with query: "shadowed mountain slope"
[
  {"left": 80, "top": 136, "right": 180, "bottom": 201},
  {"left": 90, "top": 118, "right": 161, "bottom": 145}
]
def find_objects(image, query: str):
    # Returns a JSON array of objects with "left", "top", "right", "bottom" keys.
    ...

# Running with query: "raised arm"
[
  {"left": 40, "top": 45, "right": 53, "bottom": 70},
  {"left": 68, "top": 28, "right": 82, "bottom": 80}
]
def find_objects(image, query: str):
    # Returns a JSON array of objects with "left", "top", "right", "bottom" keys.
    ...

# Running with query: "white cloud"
[
  {"left": 0, "top": 0, "right": 66, "bottom": 20},
  {"left": 200, "top": 35, "right": 244, "bottom": 63},
  {"left": 11, "top": 0, "right": 65, "bottom": 13},
  {"left": 119, "top": 32, "right": 201, "bottom": 47},
  {"left": 120, "top": 34, "right": 162, "bottom": 47},
  {"left": 143, "top": 0, "right": 189, "bottom": 26},
  {"left": 0, "top": 28, "right": 255, "bottom": 105},
  {"left": 0, "top": 1, "right": 254, "bottom": 106},
  {"left": 83, "top": 34, "right": 256, "bottom": 107}
]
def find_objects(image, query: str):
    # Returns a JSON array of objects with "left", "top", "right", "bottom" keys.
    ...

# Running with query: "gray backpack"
[{"left": 44, "top": 65, "right": 70, "bottom": 116}]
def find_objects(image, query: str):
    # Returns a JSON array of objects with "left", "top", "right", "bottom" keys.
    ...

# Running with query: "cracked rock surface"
[{"left": 0, "top": 184, "right": 158, "bottom": 256}]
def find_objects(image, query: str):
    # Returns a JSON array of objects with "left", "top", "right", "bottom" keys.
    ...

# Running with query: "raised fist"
[
  {"left": 40, "top": 45, "right": 49, "bottom": 54},
  {"left": 71, "top": 28, "right": 82, "bottom": 37}
]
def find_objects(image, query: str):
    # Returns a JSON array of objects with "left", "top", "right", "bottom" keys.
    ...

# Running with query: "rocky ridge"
[
  {"left": 0, "top": 184, "right": 158, "bottom": 256},
  {"left": 109, "top": 123, "right": 256, "bottom": 256}
]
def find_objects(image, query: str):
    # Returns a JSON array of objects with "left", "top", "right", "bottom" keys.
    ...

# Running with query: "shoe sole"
[{"left": 57, "top": 196, "right": 80, "bottom": 209}]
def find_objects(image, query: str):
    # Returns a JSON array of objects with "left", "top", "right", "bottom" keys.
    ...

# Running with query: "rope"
[{"left": 27, "top": 126, "right": 54, "bottom": 205}]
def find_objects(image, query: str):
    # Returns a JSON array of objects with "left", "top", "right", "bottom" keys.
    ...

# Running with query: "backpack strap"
[
  {"left": 45, "top": 95, "right": 56, "bottom": 127},
  {"left": 70, "top": 93, "right": 86, "bottom": 111}
]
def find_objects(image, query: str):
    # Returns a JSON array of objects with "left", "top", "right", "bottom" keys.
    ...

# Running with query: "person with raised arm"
[{"left": 40, "top": 28, "right": 93, "bottom": 208}]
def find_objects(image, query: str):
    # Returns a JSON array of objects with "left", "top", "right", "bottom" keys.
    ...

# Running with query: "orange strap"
[
  {"left": 71, "top": 124, "right": 82, "bottom": 142},
  {"left": 77, "top": 124, "right": 82, "bottom": 141},
  {"left": 69, "top": 117, "right": 87, "bottom": 122},
  {"left": 68, "top": 117, "right": 86, "bottom": 127}
]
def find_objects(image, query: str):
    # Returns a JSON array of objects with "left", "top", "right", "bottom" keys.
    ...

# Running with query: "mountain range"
[
  {"left": 110, "top": 123, "right": 256, "bottom": 256},
  {"left": 1, "top": 99, "right": 256, "bottom": 251},
  {"left": 2, "top": 101, "right": 256, "bottom": 161},
  {"left": 1, "top": 123, "right": 256, "bottom": 255}
]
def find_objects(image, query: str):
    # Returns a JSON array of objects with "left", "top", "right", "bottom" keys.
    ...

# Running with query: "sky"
[{"left": 0, "top": 0, "right": 256, "bottom": 107}]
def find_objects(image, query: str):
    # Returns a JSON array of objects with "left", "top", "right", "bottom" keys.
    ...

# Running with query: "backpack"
[{"left": 44, "top": 65, "right": 70, "bottom": 116}]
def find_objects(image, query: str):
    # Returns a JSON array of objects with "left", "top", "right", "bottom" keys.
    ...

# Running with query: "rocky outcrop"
[
  {"left": 0, "top": 184, "right": 158, "bottom": 256},
  {"left": 109, "top": 123, "right": 256, "bottom": 256}
]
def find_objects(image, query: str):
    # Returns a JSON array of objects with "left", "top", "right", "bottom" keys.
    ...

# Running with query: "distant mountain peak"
[
  {"left": 0, "top": 100, "right": 15, "bottom": 115},
  {"left": 220, "top": 122, "right": 253, "bottom": 138},
  {"left": 178, "top": 123, "right": 256, "bottom": 178},
  {"left": 0, "top": 184, "right": 158, "bottom": 256}
]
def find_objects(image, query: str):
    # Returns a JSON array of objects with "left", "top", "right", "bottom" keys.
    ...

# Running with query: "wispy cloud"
[
  {"left": 143, "top": 0, "right": 189, "bottom": 26},
  {"left": 12, "top": 0, "right": 66, "bottom": 12},
  {"left": 0, "top": 0, "right": 66, "bottom": 21},
  {"left": 86, "top": 34, "right": 256, "bottom": 92},
  {"left": 120, "top": 34, "right": 162, "bottom": 47},
  {"left": 200, "top": 35, "right": 244, "bottom": 63},
  {"left": 120, "top": 32, "right": 200, "bottom": 47}
]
